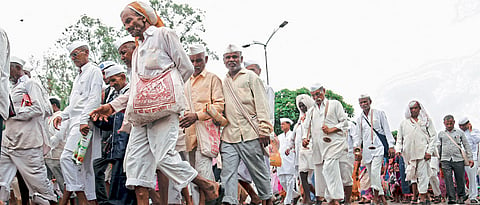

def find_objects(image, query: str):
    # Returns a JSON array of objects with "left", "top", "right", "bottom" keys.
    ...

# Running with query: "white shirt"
[
  {"left": 61, "top": 62, "right": 103, "bottom": 124},
  {"left": 0, "top": 28, "right": 9, "bottom": 120},
  {"left": 347, "top": 121, "right": 357, "bottom": 154},
  {"left": 464, "top": 128, "right": 480, "bottom": 161},
  {"left": 4, "top": 75, "right": 52, "bottom": 149},
  {"left": 303, "top": 99, "right": 349, "bottom": 163},
  {"left": 354, "top": 108, "right": 395, "bottom": 163},
  {"left": 278, "top": 130, "right": 295, "bottom": 175},
  {"left": 61, "top": 62, "right": 103, "bottom": 151}
]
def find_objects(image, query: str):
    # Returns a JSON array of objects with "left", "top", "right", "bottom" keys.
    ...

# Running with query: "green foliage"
[
  {"left": 274, "top": 88, "right": 355, "bottom": 135},
  {"left": 37, "top": 0, "right": 212, "bottom": 108},
  {"left": 36, "top": 15, "right": 124, "bottom": 109},
  {"left": 150, "top": 0, "right": 218, "bottom": 60}
]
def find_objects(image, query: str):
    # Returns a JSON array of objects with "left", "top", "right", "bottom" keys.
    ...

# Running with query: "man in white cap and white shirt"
[
  {"left": 459, "top": 117, "right": 480, "bottom": 203},
  {"left": 0, "top": 27, "right": 10, "bottom": 155},
  {"left": 114, "top": 36, "right": 135, "bottom": 78},
  {"left": 221, "top": 44, "right": 274, "bottom": 205},
  {"left": 302, "top": 84, "right": 350, "bottom": 205},
  {"left": 278, "top": 117, "right": 297, "bottom": 205},
  {"left": 0, "top": 56, "right": 56, "bottom": 204},
  {"left": 178, "top": 44, "right": 224, "bottom": 205},
  {"left": 353, "top": 94, "right": 395, "bottom": 205},
  {"left": 53, "top": 41, "right": 103, "bottom": 204},
  {"left": 91, "top": 2, "right": 219, "bottom": 203}
]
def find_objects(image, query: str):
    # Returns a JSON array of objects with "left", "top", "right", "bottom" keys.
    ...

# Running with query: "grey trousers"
[
  {"left": 220, "top": 140, "right": 272, "bottom": 204},
  {"left": 441, "top": 160, "right": 467, "bottom": 201}
]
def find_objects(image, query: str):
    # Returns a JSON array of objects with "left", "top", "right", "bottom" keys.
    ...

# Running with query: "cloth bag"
[
  {"left": 269, "top": 137, "right": 282, "bottom": 167},
  {"left": 196, "top": 119, "right": 221, "bottom": 158},
  {"left": 126, "top": 68, "right": 186, "bottom": 126}
]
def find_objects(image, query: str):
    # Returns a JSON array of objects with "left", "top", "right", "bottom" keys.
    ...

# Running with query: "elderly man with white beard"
[{"left": 302, "top": 84, "right": 350, "bottom": 205}]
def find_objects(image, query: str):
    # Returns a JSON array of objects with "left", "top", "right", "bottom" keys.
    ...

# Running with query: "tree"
[
  {"left": 37, "top": 15, "right": 124, "bottom": 109},
  {"left": 274, "top": 88, "right": 355, "bottom": 135},
  {"left": 150, "top": 0, "right": 218, "bottom": 59},
  {"left": 37, "top": 1, "right": 214, "bottom": 108}
]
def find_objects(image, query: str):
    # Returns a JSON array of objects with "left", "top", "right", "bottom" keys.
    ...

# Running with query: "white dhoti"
[
  {"left": 429, "top": 157, "right": 441, "bottom": 196},
  {"left": 279, "top": 174, "right": 296, "bottom": 204},
  {"left": 406, "top": 158, "right": 430, "bottom": 194},
  {"left": 322, "top": 153, "right": 353, "bottom": 202},
  {"left": 125, "top": 114, "right": 197, "bottom": 190},
  {"left": 366, "top": 156, "right": 384, "bottom": 195},
  {"left": 314, "top": 164, "right": 326, "bottom": 197},
  {"left": 60, "top": 148, "right": 96, "bottom": 200}
]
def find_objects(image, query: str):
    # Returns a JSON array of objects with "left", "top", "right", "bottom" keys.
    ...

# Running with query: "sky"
[{"left": 2, "top": 0, "right": 480, "bottom": 131}]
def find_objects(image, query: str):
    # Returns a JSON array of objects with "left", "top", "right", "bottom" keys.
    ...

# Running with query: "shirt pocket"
[{"left": 141, "top": 47, "right": 173, "bottom": 70}]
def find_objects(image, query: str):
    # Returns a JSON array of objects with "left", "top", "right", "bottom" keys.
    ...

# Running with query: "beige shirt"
[
  {"left": 221, "top": 69, "right": 273, "bottom": 143},
  {"left": 184, "top": 69, "right": 224, "bottom": 151},
  {"left": 4, "top": 75, "right": 50, "bottom": 149}
]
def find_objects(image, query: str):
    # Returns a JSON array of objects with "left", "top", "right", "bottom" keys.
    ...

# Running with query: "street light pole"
[{"left": 243, "top": 20, "right": 288, "bottom": 85}]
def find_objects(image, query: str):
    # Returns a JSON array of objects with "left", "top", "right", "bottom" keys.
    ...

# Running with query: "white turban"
[
  {"left": 296, "top": 94, "right": 315, "bottom": 116},
  {"left": 224, "top": 44, "right": 242, "bottom": 54},
  {"left": 280, "top": 118, "right": 293, "bottom": 125},
  {"left": 10, "top": 56, "right": 25, "bottom": 67},
  {"left": 67, "top": 41, "right": 89, "bottom": 54},
  {"left": 114, "top": 37, "right": 134, "bottom": 50},
  {"left": 105, "top": 65, "right": 126, "bottom": 78},
  {"left": 188, "top": 44, "right": 206, "bottom": 55},
  {"left": 126, "top": 1, "right": 164, "bottom": 27},
  {"left": 404, "top": 100, "right": 431, "bottom": 127}
]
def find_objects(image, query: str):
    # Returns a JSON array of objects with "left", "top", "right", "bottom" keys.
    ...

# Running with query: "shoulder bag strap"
[
  {"left": 445, "top": 132, "right": 468, "bottom": 157},
  {"left": 224, "top": 77, "right": 260, "bottom": 136}
]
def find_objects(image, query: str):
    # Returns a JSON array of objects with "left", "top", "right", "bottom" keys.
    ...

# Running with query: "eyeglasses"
[{"left": 70, "top": 50, "right": 84, "bottom": 58}]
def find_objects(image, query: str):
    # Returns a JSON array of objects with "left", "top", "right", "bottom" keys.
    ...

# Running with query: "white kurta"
[
  {"left": 395, "top": 117, "right": 436, "bottom": 187},
  {"left": 464, "top": 129, "right": 480, "bottom": 161},
  {"left": 303, "top": 99, "right": 349, "bottom": 163},
  {"left": 61, "top": 62, "right": 103, "bottom": 151},
  {"left": 278, "top": 130, "right": 295, "bottom": 175},
  {"left": 395, "top": 118, "right": 436, "bottom": 164},
  {"left": 0, "top": 28, "right": 9, "bottom": 120},
  {"left": 354, "top": 109, "right": 395, "bottom": 163}
]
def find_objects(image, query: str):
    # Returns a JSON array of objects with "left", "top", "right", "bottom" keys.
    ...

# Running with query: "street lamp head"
[
  {"left": 279, "top": 21, "right": 288, "bottom": 28},
  {"left": 242, "top": 44, "right": 251, "bottom": 48}
]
